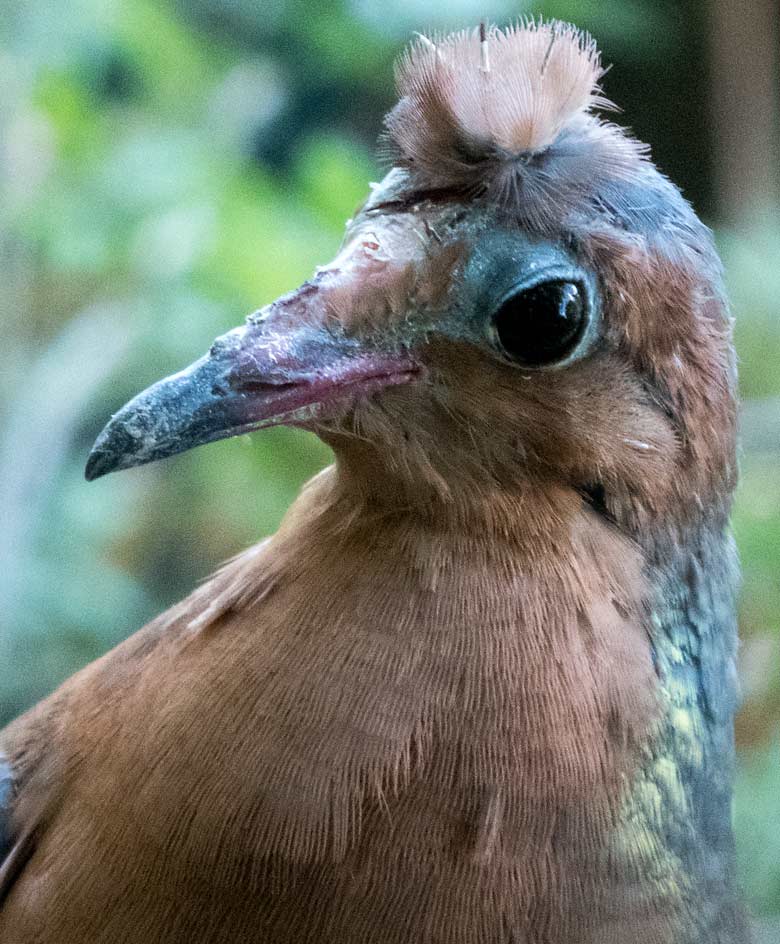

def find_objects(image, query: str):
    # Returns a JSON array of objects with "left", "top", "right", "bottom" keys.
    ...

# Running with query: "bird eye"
[{"left": 491, "top": 280, "right": 588, "bottom": 367}]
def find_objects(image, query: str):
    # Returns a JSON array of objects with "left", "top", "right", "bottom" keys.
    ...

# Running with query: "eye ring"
[{"left": 489, "top": 277, "right": 592, "bottom": 368}]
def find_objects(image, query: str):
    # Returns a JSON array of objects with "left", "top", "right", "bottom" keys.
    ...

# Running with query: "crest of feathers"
[{"left": 384, "top": 20, "right": 649, "bottom": 214}]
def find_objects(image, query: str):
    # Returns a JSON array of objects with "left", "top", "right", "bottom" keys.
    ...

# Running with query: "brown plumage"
[{"left": 0, "top": 20, "right": 749, "bottom": 944}]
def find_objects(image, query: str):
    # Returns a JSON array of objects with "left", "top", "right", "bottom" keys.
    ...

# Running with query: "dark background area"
[{"left": 1, "top": 0, "right": 778, "bottom": 927}]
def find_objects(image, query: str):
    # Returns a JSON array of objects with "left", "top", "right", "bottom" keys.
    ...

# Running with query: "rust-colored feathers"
[{"left": 0, "top": 475, "right": 659, "bottom": 943}]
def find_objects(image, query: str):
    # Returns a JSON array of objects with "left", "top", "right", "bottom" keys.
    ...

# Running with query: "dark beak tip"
[
  {"left": 84, "top": 412, "right": 155, "bottom": 481},
  {"left": 85, "top": 420, "right": 137, "bottom": 481},
  {"left": 84, "top": 448, "right": 111, "bottom": 481}
]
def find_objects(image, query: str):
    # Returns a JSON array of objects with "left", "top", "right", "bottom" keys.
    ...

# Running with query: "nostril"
[
  {"left": 210, "top": 336, "right": 238, "bottom": 357},
  {"left": 247, "top": 308, "right": 269, "bottom": 325}
]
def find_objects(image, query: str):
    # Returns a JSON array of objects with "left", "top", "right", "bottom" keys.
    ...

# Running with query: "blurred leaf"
[
  {"left": 735, "top": 743, "right": 780, "bottom": 915},
  {"left": 720, "top": 221, "right": 780, "bottom": 400},
  {"left": 293, "top": 133, "right": 376, "bottom": 228}
]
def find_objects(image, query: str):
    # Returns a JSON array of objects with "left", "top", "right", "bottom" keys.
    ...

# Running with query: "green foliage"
[
  {"left": 1, "top": 0, "right": 778, "bottom": 921},
  {"left": 736, "top": 744, "right": 780, "bottom": 917}
]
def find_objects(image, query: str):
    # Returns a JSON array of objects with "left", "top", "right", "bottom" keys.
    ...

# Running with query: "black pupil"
[{"left": 493, "top": 280, "right": 586, "bottom": 366}]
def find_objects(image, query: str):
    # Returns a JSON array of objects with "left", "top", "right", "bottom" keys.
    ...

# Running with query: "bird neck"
[
  {"left": 327, "top": 444, "right": 582, "bottom": 535},
  {"left": 309, "top": 462, "right": 746, "bottom": 937},
  {"left": 226, "top": 462, "right": 747, "bottom": 941}
]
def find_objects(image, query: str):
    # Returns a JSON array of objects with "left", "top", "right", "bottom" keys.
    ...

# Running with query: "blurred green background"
[{"left": 1, "top": 0, "right": 778, "bottom": 929}]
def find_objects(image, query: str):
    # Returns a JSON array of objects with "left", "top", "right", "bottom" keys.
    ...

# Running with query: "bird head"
[{"left": 86, "top": 22, "right": 736, "bottom": 534}]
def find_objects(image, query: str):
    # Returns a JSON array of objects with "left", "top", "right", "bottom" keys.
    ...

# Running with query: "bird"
[{"left": 0, "top": 20, "right": 750, "bottom": 944}]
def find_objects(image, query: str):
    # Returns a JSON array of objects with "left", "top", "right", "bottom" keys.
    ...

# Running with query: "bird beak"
[{"left": 84, "top": 293, "right": 419, "bottom": 481}]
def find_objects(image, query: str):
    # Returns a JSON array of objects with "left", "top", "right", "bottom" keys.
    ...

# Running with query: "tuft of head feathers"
[{"left": 385, "top": 20, "right": 646, "bottom": 210}]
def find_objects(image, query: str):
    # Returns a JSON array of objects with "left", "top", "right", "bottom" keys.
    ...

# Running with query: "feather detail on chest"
[{"left": 51, "top": 471, "right": 656, "bottom": 895}]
